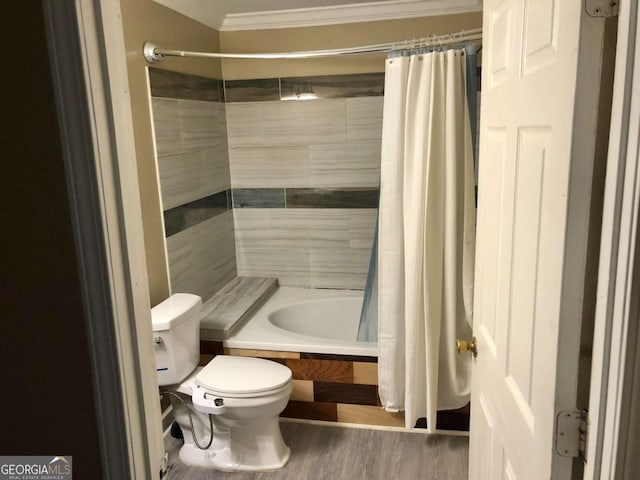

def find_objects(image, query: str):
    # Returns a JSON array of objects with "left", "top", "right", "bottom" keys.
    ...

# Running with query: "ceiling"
[{"left": 153, "top": 0, "right": 482, "bottom": 31}]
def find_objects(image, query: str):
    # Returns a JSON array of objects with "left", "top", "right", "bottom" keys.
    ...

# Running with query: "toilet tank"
[{"left": 151, "top": 293, "right": 202, "bottom": 386}]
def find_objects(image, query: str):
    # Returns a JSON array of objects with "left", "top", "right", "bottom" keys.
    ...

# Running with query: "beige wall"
[
  {"left": 220, "top": 13, "right": 482, "bottom": 79},
  {"left": 119, "top": 0, "right": 221, "bottom": 305},
  {"left": 119, "top": 4, "right": 481, "bottom": 304}
]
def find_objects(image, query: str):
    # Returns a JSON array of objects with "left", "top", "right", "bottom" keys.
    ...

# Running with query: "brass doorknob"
[{"left": 456, "top": 337, "right": 477, "bottom": 357}]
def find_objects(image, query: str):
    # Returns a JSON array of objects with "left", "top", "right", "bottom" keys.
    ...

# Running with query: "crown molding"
[
  {"left": 219, "top": 0, "right": 482, "bottom": 32},
  {"left": 153, "top": 0, "right": 227, "bottom": 30}
]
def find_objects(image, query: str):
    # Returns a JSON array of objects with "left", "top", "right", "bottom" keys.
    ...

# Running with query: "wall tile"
[
  {"left": 157, "top": 148, "right": 229, "bottom": 210},
  {"left": 269, "top": 209, "right": 350, "bottom": 247},
  {"left": 281, "top": 401, "right": 337, "bottom": 422},
  {"left": 151, "top": 98, "right": 181, "bottom": 155},
  {"left": 346, "top": 96, "right": 384, "bottom": 141},
  {"left": 232, "top": 188, "right": 285, "bottom": 208},
  {"left": 353, "top": 362, "right": 378, "bottom": 385},
  {"left": 348, "top": 209, "right": 377, "bottom": 249},
  {"left": 285, "top": 359, "right": 353, "bottom": 383},
  {"left": 178, "top": 100, "right": 227, "bottom": 150},
  {"left": 225, "top": 102, "right": 265, "bottom": 146},
  {"left": 233, "top": 209, "right": 373, "bottom": 288},
  {"left": 224, "top": 78, "right": 280, "bottom": 102},
  {"left": 235, "top": 246, "right": 311, "bottom": 287},
  {"left": 280, "top": 73, "right": 384, "bottom": 100},
  {"left": 149, "top": 68, "right": 220, "bottom": 101},
  {"left": 166, "top": 211, "right": 237, "bottom": 301},
  {"left": 309, "top": 248, "right": 370, "bottom": 290},
  {"left": 229, "top": 146, "right": 308, "bottom": 187},
  {"left": 223, "top": 348, "right": 300, "bottom": 359},
  {"left": 336, "top": 404, "right": 405, "bottom": 427},
  {"left": 286, "top": 188, "right": 378, "bottom": 208},
  {"left": 226, "top": 99, "right": 348, "bottom": 147},
  {"left": 234, "top": 209, "right": 349, "bottom": 249},
  {"left": 232, "top": 208, "right": 273, "bottom": 244},
  {"left": 314, "top": 382, "right": 378, "bottom": 406},
  {"left": 299, "top": 353, "right": 377, "bottom": 363},
  {"left": 164, "top": 190, "right": 229, "bottom": 237},
  {"left": 200, "top": 340, "right": 225, "bottom": 355},
  {"left": 308, "top": 141, "right": 380, "bottom": 187},
  {"left": 291, "top": 380, "right": 315, "bottom": 402},
  {"left": 262, "top": 99, "right": 347, "bottom": 145}
]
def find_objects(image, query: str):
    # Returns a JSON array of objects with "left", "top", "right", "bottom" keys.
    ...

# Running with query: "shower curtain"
[{"left": 378, "top": 47, "right": 476, "bottom": 430}]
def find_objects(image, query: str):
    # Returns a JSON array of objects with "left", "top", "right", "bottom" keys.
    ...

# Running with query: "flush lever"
[{"left": 191, "top": 384, "right": 226, "bottom": 415}]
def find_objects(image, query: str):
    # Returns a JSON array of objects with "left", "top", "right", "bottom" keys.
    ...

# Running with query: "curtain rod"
[{"left": 143, "top": 28, "right": 482, "bottom": 63}]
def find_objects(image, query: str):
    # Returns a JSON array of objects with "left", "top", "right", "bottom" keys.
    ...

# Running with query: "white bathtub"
[{"left": 224, "top": 287, "right": 377, "bottom": 357}]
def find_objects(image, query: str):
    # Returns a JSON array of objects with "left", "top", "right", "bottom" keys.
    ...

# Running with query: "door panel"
[{"left": 470, "top": 0, "right": 604, "bottom": 479}]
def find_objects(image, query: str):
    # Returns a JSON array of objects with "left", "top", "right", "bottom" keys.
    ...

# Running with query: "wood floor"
[{"left": 165, "top": 421, "right": 469, "bottom": 480}]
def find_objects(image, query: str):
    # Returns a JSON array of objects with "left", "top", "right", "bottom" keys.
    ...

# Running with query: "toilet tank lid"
[
  {"left": 151, "top": 293, "right": 202, "bottom": 331},
  {"left": 195, "top": 355, "right": 292, "bottom": 395}
]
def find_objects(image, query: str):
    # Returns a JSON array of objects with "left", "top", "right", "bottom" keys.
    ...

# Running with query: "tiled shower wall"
[
  {"left": 150, "top": 69, "right": 478, "bottom": 296},
  {"left": 149, "top": 69, "right": 237, "bottom": 301},
  {"left": 225, "top": 74, "right": 384, "bottom": 290}
]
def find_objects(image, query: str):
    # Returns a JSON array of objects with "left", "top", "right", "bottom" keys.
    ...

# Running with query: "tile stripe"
[
  {"left": 225, "top": 73, "right": 385, "bottom": 103},
  {"left": 233, "top": 188, "right": 285, "bottom": 208},
  {"left": 230, "top": 188, "right": 379, "bottom": 209},
  {"left": 164, "top": 190, "right": 230, "bottom": 237},
  {"left": 286, "top": 188, "right": 379, "bottom": 208},
  {"left": 166, "top": 187, "right": 378, "bottom": 237},
  {"left": 149, "top": 68, "right": 222, "bottom": 102}
]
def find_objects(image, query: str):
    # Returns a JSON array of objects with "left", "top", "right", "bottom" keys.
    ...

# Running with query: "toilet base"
[
  {"left": 176, "top": 415, "right": 291, "bottom": 472},
  {"left": 179, "top": 442, "right": 291, "bottom": 472}
]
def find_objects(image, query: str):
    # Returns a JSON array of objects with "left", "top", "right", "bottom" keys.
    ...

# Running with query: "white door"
[{"left": 469, "top": 1, "right": 605, "bottom": 479}]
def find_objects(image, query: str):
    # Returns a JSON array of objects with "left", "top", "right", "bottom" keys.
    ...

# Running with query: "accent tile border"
[
  {"left": 224, "top": 78, "right": 280, "bottom": 102},
  {"left": 281, "top": 73, "right": 385, "bottom": 100},
  {"left": 287, "top": 188, "right": 379, "bottom": 208},
  {"left": 232, "top": 188, "right": 285, "bottom": 208},
  {"left": 231, "top": 187, "right": 379, "bottom": 209},
  {"left": 165, "top": 186, "right": 378, "bottom": 237},
  {"left": 164, "top": 190, "right": 230, "bottom": 237},
  {"left": 149, "top": 68, "right": 223, "bottom": 102},
  {"left": 224, "top": 73, "right": 385, "bottom": 103}
]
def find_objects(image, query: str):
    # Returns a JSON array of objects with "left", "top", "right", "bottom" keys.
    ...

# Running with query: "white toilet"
[{"left": 151, "top": 293, "right": 293, "bottom": 471}]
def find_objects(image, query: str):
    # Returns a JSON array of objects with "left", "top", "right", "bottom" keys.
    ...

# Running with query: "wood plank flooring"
[{"left": 166, "top": 421, "right": 469, "bottom": 480}]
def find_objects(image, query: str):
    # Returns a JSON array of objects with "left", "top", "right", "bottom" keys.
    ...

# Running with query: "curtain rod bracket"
[{"left": 143, "top": 42, "right": 165, "bottom": 64}]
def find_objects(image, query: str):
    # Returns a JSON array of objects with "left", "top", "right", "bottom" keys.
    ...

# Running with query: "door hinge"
[
  {"left": 555, "top": 410, "right": 588, "bottom": 461},
  {"left": 159, "top": 452, "right": 169, "bottom": 479},
  {"left": 586, "top": 0, "right": 619, "bottom": 17}
]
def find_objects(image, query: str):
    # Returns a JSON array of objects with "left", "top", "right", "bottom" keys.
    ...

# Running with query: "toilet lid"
[{"left": 195, "top": 355, "right": 292, "bottom": 395}]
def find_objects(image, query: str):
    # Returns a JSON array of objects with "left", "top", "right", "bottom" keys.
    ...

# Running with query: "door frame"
[
  {"left": 585, "top": 1, "right": 640, "bottom": 479},
  {"left": 47, "top": 0, "right": 639, "bottom": 478},
  {"left": 43, "top": 0, "right": 163, "bottom": 478}
]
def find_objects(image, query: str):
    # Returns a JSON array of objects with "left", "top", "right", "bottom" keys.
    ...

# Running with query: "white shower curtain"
[{"left": 378, "top": 49, "right": 476, "bottom": 430}]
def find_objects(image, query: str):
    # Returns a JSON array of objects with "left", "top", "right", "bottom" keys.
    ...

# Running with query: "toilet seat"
[{"left": 194, "top": 355, "right": 292, "bottom": 399}]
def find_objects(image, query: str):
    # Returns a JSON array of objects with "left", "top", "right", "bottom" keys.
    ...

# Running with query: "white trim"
[
  {"left": 220, "top": 0, "right": 482, "bottom": 31},
  {"left": 154, "top": 0, "right": 481, "bottom": 32},
  {"left": 584, "top": 0, "right": 640, "bottom": 478},
  {"left": 72, "top": 0, "right": 165, "bottom": 477}
]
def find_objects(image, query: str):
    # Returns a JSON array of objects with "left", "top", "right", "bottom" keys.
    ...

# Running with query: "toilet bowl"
[{"left": 151, "top": 293, "right": 293, "bottom": 471}]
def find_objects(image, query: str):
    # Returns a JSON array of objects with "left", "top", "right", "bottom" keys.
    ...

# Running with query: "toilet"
[{"left": 151, "top": 293, "right": 293, "bottom": 471}]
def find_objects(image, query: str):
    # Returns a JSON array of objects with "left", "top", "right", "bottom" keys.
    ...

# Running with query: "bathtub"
[{"left": 224, "top": 287, "right": 377, "bottom": 357}]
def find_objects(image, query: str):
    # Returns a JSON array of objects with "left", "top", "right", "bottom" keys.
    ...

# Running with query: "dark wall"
[{"left": 0, "top": 2, "right": 104, "bottom": 478}]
